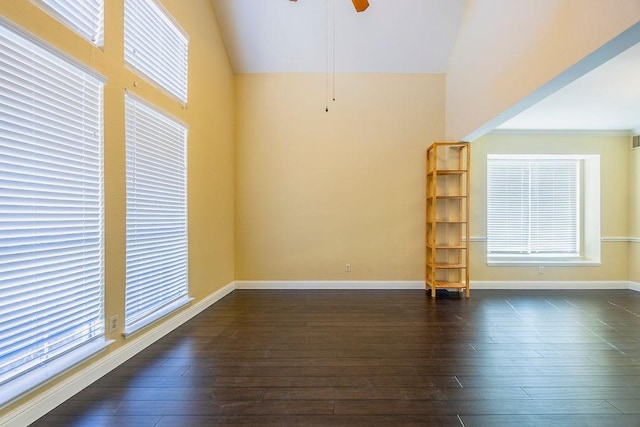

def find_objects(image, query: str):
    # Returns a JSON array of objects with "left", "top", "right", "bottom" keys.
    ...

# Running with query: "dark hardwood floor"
[{"left": 32, "top": 289, "right": 640, "bottom": 426}]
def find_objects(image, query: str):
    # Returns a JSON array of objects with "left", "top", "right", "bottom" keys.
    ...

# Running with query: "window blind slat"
[
  {"left": 124, "top": 0, "right": 188, "bottom": 103},
  {"left": 125, "top": 94, "right": 188, "bottom": 335},
  {"left": 34, "top": 0, "right": 104, "bottom": 46},
  {"left": 487, "top": 157, "right": 579, "bottom": 256},
  {"left": 0, "top": 19, "right": 105, "bottom": 396}
]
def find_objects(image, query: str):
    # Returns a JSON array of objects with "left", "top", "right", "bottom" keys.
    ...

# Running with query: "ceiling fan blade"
[
  {"left": 290, "top": 0, "right": 369, "bottom": 13},
  {"left": 351, "top": 0, "right": 369, "bottom": 12}
]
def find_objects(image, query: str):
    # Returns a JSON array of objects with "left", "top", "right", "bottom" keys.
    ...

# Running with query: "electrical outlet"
[
  {"left": 109, "top": 315, "right": 119, "bottom": 333},
  {"left": 345, "top": 264, "right": 351, "bottom": 272},
  {"left": 538, "top": 266, "right": 544, "bottom": 274}
]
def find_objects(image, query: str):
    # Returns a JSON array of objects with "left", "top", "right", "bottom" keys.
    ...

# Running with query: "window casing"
[
  {"left": 0, "top": 18, "right": 106, "bottom": 405},
  {"left": 124, "top": 93, "right": 189, "bottom": 336},
  {"left": 32, "top": 0, "right": 105, "bottom": 46},
  {"left": 124, "top": 0, "right": 188, "bottom": 103},
  {"left": 486, "top": 154, "right": 601, "bottom": 266}
]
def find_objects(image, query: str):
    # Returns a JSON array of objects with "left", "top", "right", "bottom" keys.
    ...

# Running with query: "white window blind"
[
  {"left": 33, "top": 0, "right": 104, "bottom": 46},
  {"left": 125, "top": 94, "right": 188, "bottom": 335},
  {"left": 487, "top": 157, "right": 580, "bottom": 257},
  {"left": 124, "top": 0, "right": 188, "bottom": 103},
  {"left": 0, "top": 19, "right": 105, "bottom": 401}
]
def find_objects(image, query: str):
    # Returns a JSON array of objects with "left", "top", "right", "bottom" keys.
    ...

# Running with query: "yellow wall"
[
  {"left": 469, "top": 132, "right": 630, "bottom": 282},
  {"left": 0, "top": 0, "right": 235, "bottom": 411},
  {"left": 235, "top": 73, "right": 444, "bottom": 280},
  {"left": 630, "top": 146, "right": 640, "bottom": 283}
]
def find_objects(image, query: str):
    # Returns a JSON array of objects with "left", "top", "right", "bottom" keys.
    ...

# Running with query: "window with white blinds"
[
  {"left": 0, "top": 19, "right": 106, "bottom": 404},
  {"left": 487, "top": 156, "right": 580, "bottom": 258},
  {"left": 33, "top": 0, "right": 104, "bottom": 46},
  {"left": 124, "top": 93, "right": 189, "bottom": 336},
  {"left": 124, "top": 0, "right": 188, "bottom": 103}
]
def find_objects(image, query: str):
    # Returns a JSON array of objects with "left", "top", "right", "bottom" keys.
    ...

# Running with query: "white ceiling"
[
  {"left": 498, "top": 40, "right": 640, "bottom": 133},
  {"left": 210, "top": 0, "right": 467, "bottom": 73},
  {"left": 211, "top": 0, "right": 640, "bottom": 133}
]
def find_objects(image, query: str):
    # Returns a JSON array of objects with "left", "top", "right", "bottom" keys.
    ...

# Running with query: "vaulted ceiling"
[
  {"left": 210, "top": 0, "right": 466, "bottom": 73},
  {"left": 211, "top": 0, "right": 640, "bottom": 133}
]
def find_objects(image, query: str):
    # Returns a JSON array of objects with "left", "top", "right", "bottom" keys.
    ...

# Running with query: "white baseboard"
[
  {"left": 470, "top": 280, "right": 630, "bottom": 290},
  {"left": 1, "top": 282, "right": 235, "bottom": 427},
  {"left": 235, "top": 280, "right": 424, "bottom": 290},
  {"left": 235, "top": 280, "right": 640, "bottom": 291}
]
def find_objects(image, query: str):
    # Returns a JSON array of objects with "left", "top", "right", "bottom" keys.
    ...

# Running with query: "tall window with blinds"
[
  {"left": 33, "top": 0, "right": 104, "bottom": 46},
  {"left": 487, "top": 156, "right": 580, "bottom": 258},
  {"left": 124, "top": 94, "right": 189, "bottom": 336},
  {"left": 0, "top": 19, "right": 106, "bottom": 404},
  {"left": 124, "top": 0, "right": 188, "bottom": 103}
]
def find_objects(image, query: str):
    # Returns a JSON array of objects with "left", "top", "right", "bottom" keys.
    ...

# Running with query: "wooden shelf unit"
[{"left": 425, "top": 142, "right": 470, "bottom": 298}]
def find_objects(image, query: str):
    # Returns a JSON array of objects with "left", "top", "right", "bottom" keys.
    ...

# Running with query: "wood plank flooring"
[{"left": 32, "top": 289, "right": 640, "bottom": 426}]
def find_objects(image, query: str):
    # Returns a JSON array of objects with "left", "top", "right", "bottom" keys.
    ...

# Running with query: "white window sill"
[
  {"left": 487, "top": 259, "right": 602, "bottom": 267},
  {"left": 0, "top": 338, "right": 113, "bottom": 408},
  {"left": 123, "top": 295, "right": 193, "bottom": 338}
]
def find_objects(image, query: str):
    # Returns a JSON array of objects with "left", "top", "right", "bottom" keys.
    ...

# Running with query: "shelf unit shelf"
[
  {"left": 434, "top": 263, "right": 467, "bottom": 269},
  {"left": 425, "top": 142, "right": 470, "bottom": 298},
  {"left": 426, "top": 220, "right": 468, "bottom": 224},
  {"left": 426, "top": 245, "right": 466, "bottom": 250},
  {"left": 432, "top": 281, "right": 468, "bottom": 289},
  {"left": 427, "top": 170, "right": 467, "bottom": 176}
]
